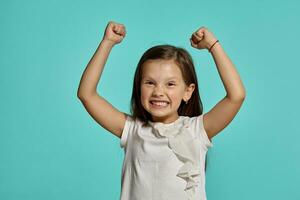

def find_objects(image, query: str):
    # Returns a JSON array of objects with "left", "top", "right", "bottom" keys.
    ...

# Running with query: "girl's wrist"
[
  {"left": 101, "top": 38, "right": 116, "bottom": 47},
  {"left": 208, "top": 39, "right": 219, "bottom": 53}
]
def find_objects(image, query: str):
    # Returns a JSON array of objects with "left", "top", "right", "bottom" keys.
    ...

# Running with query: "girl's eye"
[
  {"left": 168, "top": 82, "right": 176, "bottom": 86},
  {"left": 145, "top": 81, "right": 154, "bottom": 85}
]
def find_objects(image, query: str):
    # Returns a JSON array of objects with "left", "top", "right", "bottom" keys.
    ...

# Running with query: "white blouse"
[{"left": 119, "top": 114, "right": 213, "bottom": 200}]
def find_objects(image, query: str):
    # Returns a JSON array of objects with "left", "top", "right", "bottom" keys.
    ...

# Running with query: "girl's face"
[{"left": 140, "top": 59, "right": 195, "bottom": 123}]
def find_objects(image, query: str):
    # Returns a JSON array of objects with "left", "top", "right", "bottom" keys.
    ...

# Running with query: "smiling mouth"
[{"left": 150, "top": 101, "right": 169, "bottom": 107}]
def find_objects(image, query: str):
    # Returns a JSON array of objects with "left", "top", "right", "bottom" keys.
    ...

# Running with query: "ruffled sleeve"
[
  {"left": 191, "top": 114, "right": 213, "bottom": 150},
  {"left": 120, "top": 114, "right": 135, "bottom": 148}
]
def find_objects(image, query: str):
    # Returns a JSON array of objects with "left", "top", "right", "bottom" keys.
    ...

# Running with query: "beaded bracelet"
[{"left": 208, "top": 40, "right": 219, "bottom": 53}]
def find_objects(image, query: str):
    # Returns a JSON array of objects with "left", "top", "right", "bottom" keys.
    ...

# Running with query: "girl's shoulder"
[{"left": 124, "top": 114, "right": 148, "bottom": 128}]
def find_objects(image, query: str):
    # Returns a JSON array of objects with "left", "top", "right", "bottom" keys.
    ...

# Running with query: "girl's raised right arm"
[{"left": 77, "top": 21, "right": 127, "bottom": 138}]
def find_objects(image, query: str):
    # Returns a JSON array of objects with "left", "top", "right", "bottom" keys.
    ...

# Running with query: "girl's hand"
[
  {"left": 102, "top": 21, "right": 126, "bottom": 45},
  {"left": 190, "top": 26, "right": 218, "bottom": 51}
]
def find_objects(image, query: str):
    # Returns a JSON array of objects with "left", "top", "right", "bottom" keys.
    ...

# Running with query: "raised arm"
[
  {"left": 190, "top": 27, "right": 246, "bottom": 140},
  {"left": 77, "top": 21, "right": 127, "bottom": 138}
]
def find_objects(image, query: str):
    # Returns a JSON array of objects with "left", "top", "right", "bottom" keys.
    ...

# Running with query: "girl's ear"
[{"left": 184, "top": 83, "right": 195, "bottom": 101}]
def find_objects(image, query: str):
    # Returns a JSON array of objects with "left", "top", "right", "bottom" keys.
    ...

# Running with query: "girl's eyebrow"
[{"left": 142, "top": 76, "right": 179, "bottom": 81}]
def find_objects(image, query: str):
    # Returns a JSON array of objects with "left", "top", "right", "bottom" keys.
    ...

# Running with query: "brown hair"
[{"left": 129, "top": 44, "right": 210, "bottom": 171}]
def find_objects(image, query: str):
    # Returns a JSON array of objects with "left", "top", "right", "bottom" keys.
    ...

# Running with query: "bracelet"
[{"left": 208, "top": 40, "right": 219, "bottom": 53}]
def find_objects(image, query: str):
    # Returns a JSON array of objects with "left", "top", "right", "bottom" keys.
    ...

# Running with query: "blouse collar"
[{"left": 148, "top": 116, "right": 189, "bottom": 138}]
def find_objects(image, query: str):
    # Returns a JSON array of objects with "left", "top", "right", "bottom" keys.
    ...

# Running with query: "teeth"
[{"left": 151, "top": 101, "right": 168, "bottom": 106}]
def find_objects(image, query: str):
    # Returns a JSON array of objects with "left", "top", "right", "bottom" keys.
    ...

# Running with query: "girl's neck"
[{"left": 151, "top": 114, "right": 180, "bottom": 124}]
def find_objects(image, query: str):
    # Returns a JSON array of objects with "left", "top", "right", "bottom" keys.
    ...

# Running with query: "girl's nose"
[{"left": 152, "top": 85, "right": 164, "bottom": 96}]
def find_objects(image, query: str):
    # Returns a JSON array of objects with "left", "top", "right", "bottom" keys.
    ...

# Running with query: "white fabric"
[{"left": 119, "top": 114, "right": 213, "bottom": 200}]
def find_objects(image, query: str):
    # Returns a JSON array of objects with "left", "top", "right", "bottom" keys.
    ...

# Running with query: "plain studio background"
[{"left": 1, "top": 0, "right": 299, "bottom": 199}]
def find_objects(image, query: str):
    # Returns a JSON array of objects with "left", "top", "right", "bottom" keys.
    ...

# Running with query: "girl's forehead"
[{"left": 142, "top": 59, "right": 183, "bottom": 79}]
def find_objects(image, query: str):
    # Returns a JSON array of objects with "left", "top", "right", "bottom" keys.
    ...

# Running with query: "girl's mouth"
[{"left": 150, "top": 101, "right": 169, "bottom": 108}]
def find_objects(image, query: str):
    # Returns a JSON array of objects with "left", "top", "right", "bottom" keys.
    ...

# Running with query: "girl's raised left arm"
[{"left": 190, "top": 27, "right": 246, "bottom": 140}]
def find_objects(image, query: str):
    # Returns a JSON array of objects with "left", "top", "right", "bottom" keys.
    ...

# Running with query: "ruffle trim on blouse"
[{"left": 148, "top": 117, "right": 201, "bottom": 200}]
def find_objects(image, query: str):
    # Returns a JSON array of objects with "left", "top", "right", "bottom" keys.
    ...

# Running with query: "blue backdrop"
[{"left": 1, "top": 0, "right": 299, "bottom": 199}]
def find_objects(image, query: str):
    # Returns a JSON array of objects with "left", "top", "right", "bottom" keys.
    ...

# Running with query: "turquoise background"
[{"left": 1, "top": 0, "right": 299, "bottom": 199}]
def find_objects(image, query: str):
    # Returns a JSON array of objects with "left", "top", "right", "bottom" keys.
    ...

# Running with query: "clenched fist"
[
  {"left": 102, "top": 21, "right": 126, "bottom": 45},
  {"left": 190, "top": 27, "right": 218, "bottom": 51}
]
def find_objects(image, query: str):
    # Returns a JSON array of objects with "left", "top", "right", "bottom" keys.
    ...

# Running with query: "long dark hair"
[{"left": 130, "top": 44, "right": 210, "bottom": 171}]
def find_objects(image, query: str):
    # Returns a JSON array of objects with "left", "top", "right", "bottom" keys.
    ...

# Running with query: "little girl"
[{"left": 77, "top": 21, "right": 246, "bottom": 200}]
